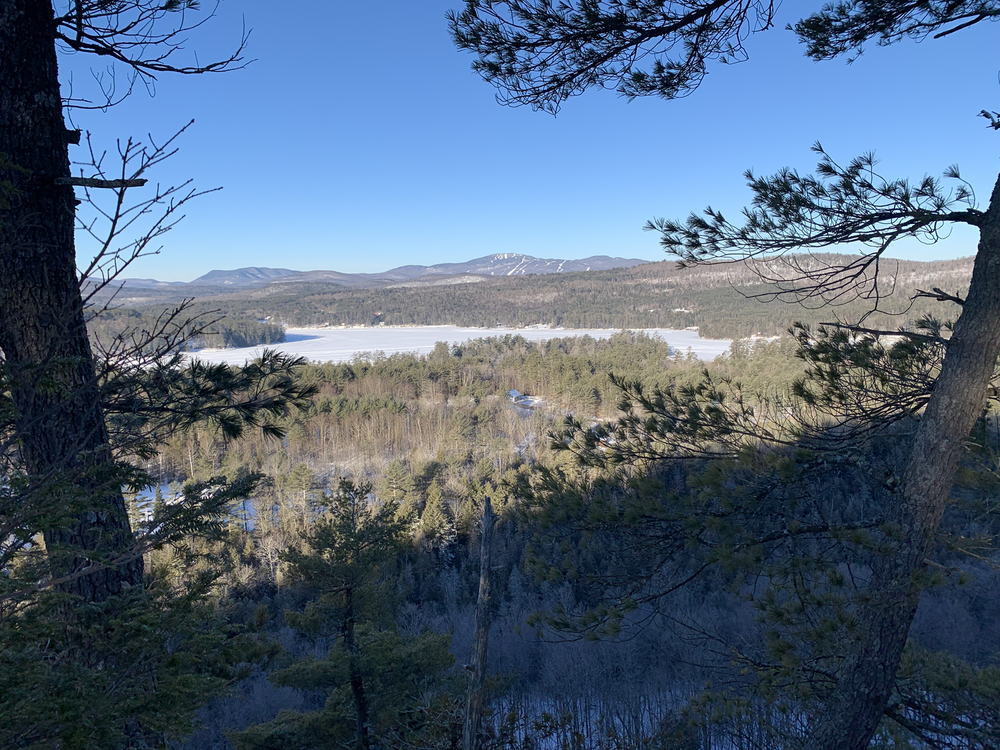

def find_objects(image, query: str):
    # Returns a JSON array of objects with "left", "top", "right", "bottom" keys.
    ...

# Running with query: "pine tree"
[
  {"left": 153, "top": 484, "right": 166, "bottom": 522},
  {"left": 420, "top": 480, "right": 457, "bottom": 555},
  {"left": 233, "top": 480, "right": 457, "bottom": 750}
]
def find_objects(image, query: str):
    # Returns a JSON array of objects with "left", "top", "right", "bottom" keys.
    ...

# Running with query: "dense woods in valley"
[{"left": 54, "top": 332, "right": 997, "bottom": 749}]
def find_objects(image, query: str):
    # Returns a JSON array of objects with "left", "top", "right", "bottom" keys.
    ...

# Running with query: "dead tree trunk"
[{"left": 462, "top": 496, "right": 496, "bottom": 750}]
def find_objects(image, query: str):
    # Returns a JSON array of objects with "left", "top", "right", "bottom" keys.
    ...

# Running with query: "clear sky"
[{"left": 59, "top": 1, "right": 999, "bottom": 282}]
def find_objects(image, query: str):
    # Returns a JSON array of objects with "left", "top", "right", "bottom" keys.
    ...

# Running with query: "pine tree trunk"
[
  {"left": 807, "top": 171, "right": 1000, "bottom": 748},
  {"left": 0, "top": 0, "right": 142, "bottom": 601},
  {"left": 343, "top": 587, "right": 372, "bottom": 750},
  {"left": 462, "top": 497, "right": 495, "bottom": 750}
]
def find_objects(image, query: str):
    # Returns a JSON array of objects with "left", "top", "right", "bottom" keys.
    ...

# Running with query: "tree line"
[
  {"left": 87, "top": 305, "right": 286, "bottom": 353},
  {"left": 99, "top": 255, "right": 971, "bottom": 343}
]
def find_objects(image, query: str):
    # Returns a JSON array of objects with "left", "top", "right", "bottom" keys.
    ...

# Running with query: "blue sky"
[{"left": 60, "top": 1, "right": 999, "bottom": 282}]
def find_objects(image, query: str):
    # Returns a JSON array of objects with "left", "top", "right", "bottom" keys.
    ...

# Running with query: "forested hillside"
[
  {"left": 17, "top": 310, "right": 1000, "bottom": 749},
  {"left": 101, "top": 333, "right": 997, "bottom": 750},
  {"left": 91, "top": 255, "right": 973, "bottom": 344},
  {"left": 87, "top": 305, "right": 286, "bottom": 353}
]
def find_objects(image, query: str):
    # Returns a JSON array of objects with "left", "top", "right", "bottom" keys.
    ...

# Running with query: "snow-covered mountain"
[
  {"left": 406, "top": 253, "right": 650, "bottom": 277},
  {"left": 120, "top": 254, "right": 652, "bottom": 290},
  {"left": 192, "top": 267, "right": 300, "bottom": 285}
]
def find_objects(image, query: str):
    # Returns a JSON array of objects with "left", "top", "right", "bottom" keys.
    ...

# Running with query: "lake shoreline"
[{"left": 189, "top": 325, "right": 734, "bottom": 365}]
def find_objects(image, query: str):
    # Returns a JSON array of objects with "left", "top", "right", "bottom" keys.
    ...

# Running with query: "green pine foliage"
[
  {"left": 0, "top": 572, "right": 275, "bottom": 750},
  {"left": 0, "top": 350, "right": 315, "bottom": 748},
  {"left": 231, "top": 480, "right": 458, "bottom": 750}
]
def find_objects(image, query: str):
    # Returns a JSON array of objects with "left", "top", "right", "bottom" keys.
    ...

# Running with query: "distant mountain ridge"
[
  {"left": 400, "top": 253, "right": 651, "bottom": 278},
  {"left": 121, "top": 254, "right": 652, "bottom": 289},
  {"left": 193, "top": 267, "right": 299, "bottom": 285}
]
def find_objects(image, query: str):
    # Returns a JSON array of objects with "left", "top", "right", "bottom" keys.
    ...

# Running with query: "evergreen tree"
[
  {"left": 420, "top": 479, "right": 457, "bottom": 556},
  {"left": 287, "top": 462, "right": 318, "bottom": 507},
  {"left": 126, "top": 491, "right": 141, "bottom": 529},
  {"left": 1, "top": 0, "right": 248, "bottom": 603},
  {"left": 379, "top": 459, "right": 414, "bottom": 505},
  {"left": 153, "top": 484, "right": 166, "bottom": 522},
  {"left": 0, "top": 9, "right": 308, "bottom": 743},
  {"left": 233, "top": 480, "right": 457, "bottom": 750}
]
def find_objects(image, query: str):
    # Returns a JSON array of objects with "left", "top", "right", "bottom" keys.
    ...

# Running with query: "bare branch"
[
  {"left": 54, "top": 0, "right": 250, "bottom": 82},
  {"left": 72, "top": 121, "right": 220, "bottom": 308},
  {"left": 914, "top": 287, "right": 966, "bottom": 306},
  {"left": 57, "top": 176, "right": 147, "bottom": 188}
]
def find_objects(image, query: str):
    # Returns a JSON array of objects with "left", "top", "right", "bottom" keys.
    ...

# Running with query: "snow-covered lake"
[{"left": 189, "top": 326, "right": 733, "bottom": 366}]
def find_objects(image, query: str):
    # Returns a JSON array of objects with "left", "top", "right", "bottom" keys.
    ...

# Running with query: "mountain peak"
[{"left": 191, "top": 267, "right": 300, "bottom": 286}]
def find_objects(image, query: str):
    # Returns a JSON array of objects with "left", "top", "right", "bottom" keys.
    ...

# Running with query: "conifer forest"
[{"left": 3, "top": 2, "right": 1000, "bottom": 750}]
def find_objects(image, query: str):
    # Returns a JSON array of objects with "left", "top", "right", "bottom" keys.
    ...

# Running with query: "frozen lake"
[{"left": 190, "top": 326, "right": 733, "bottom": 366}]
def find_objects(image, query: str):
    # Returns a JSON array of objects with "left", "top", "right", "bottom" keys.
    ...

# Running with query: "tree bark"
[
  {"left": 343, "top": 587, "right": 372, "bottom": 750},
  {"left": 462, "top": 496, "right": 496, "bottom": 750},
  {"left": 0, "top": 0, "right": 142, "bottom": 601},
  {"left": 807, "top": 171, "right": 1000, "bottom": 749}
]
